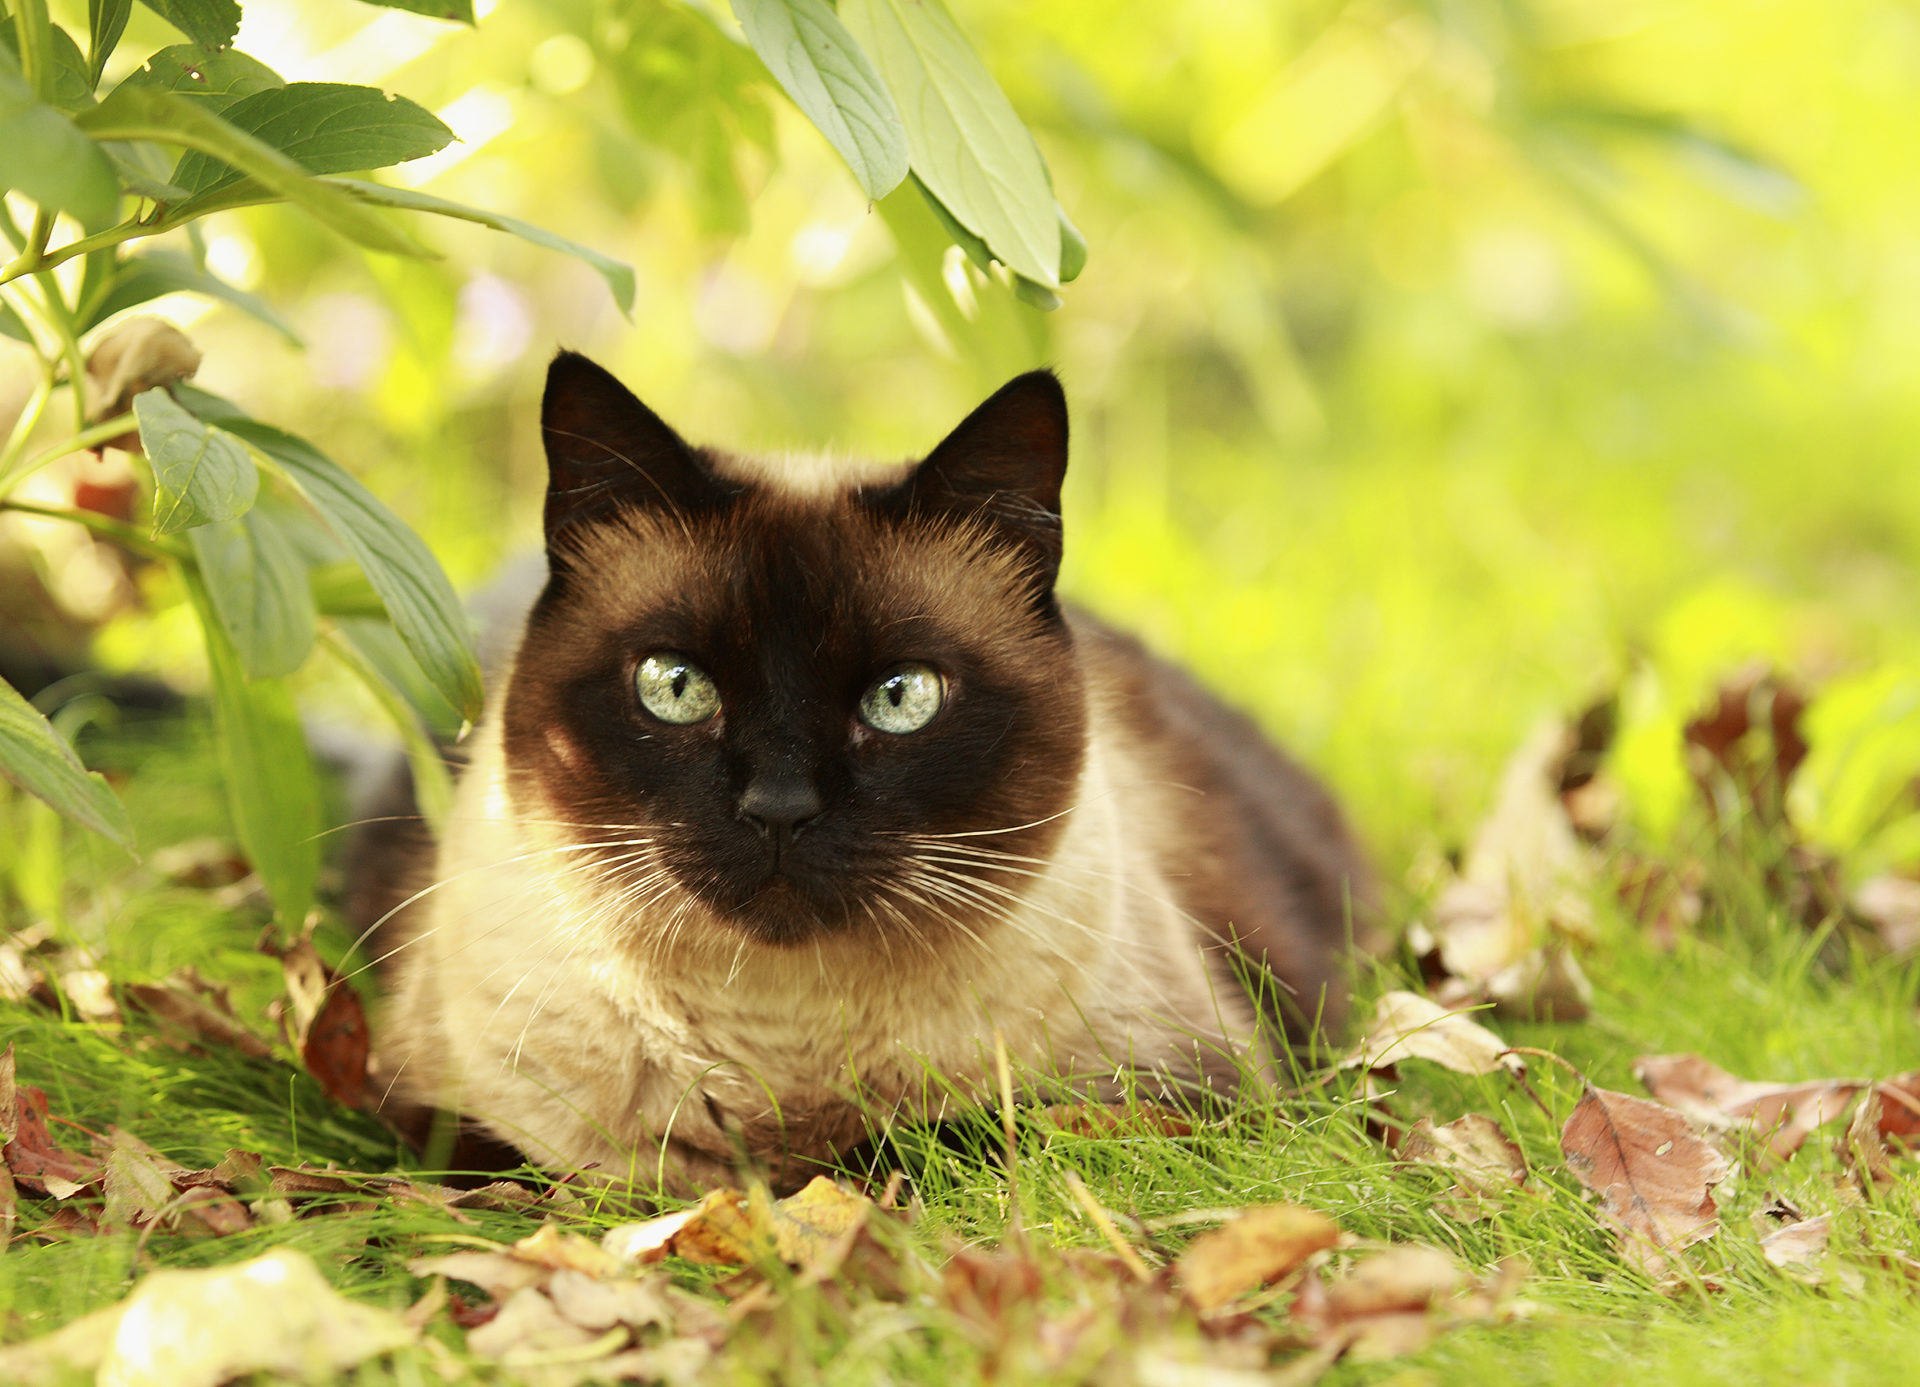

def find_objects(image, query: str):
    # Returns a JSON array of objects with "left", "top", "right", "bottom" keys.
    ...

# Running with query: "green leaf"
[
  {"left": 0, "top": 19, "right": 93, "bottom": 111},
  {"left": 169, "top": 83, "right": 454, "bottom": 205},
  {"left": 0, "top": 677, "right": 134, "bottom": 851},
  {"left": 183, "top": 569, "right": 320, "bottom": 925},
  {"left": 733, "top": 0, "right": 908, "bottom": 200},
  {"left": 83, "top": 248, "right": 301, "bottom": 341},
  {"left": 1057, "top": 201, "right": 1086, "bottom": 283},
  {"left": 116, "top": 43, "right": 284, "bottom": 112},
  {"left": 173, "top": 389, "right": 483, "bottom": 722},
  {"left": 134, "top": 387, "right": 258, "bottom": 535},
  {"left": 0, "top": 298, "right": 31, "bottom": 343},
  {"left": 88, "top": 0, "right": 134, "bottom": 85},
  {"left": 189, "top": 503, "right": 318, "bottom": 680},
  {"left": 353, "top": 0, "right": 476, "bottom": 24},
  {"left": 839, "top": 0, "right": 1060, "bottom": 287},
  {"left": 0, "top": 64, "right": 120, "bottom": 227},
  {"left": 77, "top": 85, "right": 430, "bottom": 257},
  {"left": 327, "top": 622, "right": 456, "bottom": 829},
  {"left": 136, "top": 0, "right": 241, "bottom": 52},
  {"left": 327, "top": 178, "right": 637, "bottom": 317}
]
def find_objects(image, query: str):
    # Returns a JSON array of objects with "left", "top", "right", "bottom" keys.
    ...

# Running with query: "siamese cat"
[{"left": 364, "top": 352, "right": 1368, "bottom": 1192}]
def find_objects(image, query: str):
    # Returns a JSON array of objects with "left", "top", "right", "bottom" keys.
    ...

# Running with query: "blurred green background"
[{"left": 21, "top": 0, "right": 1920, "bottom": 881}]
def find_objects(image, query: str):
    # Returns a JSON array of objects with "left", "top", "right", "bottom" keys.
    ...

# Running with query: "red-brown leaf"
[
  {"left": 1560, "top": 1085, "right": 1729, "bottom": 1276},
  {"left": 1634, "top": 1053, "right": 1861, "bottom": 1160}
]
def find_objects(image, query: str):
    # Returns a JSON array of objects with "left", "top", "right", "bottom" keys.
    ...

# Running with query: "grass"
[{"left": 1, "top": 698, "right": 1918, "bottom": 1385}]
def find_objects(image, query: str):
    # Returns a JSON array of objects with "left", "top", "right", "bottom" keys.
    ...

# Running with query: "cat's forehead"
[
  {"left": 548, "top": 488, "right": 1039, "bottom": 652},
  {"left": 701, "top": 447, "right": 911, "bottom": 499}
]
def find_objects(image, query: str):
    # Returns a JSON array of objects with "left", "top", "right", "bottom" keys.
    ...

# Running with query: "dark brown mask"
[{"left": 501, "top": 353, "right": 1088, "bottom": 947}]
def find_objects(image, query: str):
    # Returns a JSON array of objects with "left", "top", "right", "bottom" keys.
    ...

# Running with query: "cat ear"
[
  {"left": 540, "top": 351, "right": 736, "bottom": 550},
  {"left": 882, "top": 370, "right": 1069, "bottom": 602}
]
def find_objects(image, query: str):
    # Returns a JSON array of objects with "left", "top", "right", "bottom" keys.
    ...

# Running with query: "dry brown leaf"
[
  {"left": 513, "top": 1222, "right": 625, "bottom": 1278},
  {"left": 407, "top": 1250, "right": 548, "bottom": 1302},
  {"left": 1289, "top": 1245, "right": 1508, "bottom": 1364},
  {"left": 544, "top": 1267, "right": 674, "bottom": 1332},
  {"left": 84, "top": 318, "right": 203, "bottom": 438},
  {"left": 1634, "top": 1053, "right": 1861, "bottom": 1161},
  {"left": 463, "top": 1286, "right": 613, "bottom": 1361},
  {"left": 5, "top": 1081, "right": 105, "bottom": 1198},
  {"left": 100, "top": 1127, "right": 183, "bottom": 1231},
  {"left": 1176, "top": 1204, "right": 1343, "bottom": 1312},
  {"left": 1759, "top": 1214, "right": 1831, "bottom": 1271},
  {"left": 124, "top": 971, "right": 271, "bottom": 1060},
  {"left": 602, "top": 1205, "right": 701, "bottom": 1266},
  {"left": 1684, "top": 668, "right": 1808, "bottom": 827},
  {"left": 1400, "top": 1114, "right": 1527, "bottom": 1220},
  {"left": 1346, "top": 990, "right": 1523, "bottom": 1078},
  {"left": 1561, "top": 1085, "right": 1729, "bottom": 1276},
  {"left": 1852, "top": 874, "right": 1920, "bottom": 953},
  {"left": 601, "top": 1179, "right": 873, "bottom": 1275},
  {"left": 767, "top": 1175, "right": 872, "bottom": 1269}
]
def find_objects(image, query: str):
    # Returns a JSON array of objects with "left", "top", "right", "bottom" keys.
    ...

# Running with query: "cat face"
[{"left": 501, "top": 355, "right": 1087, "bottom": 948}]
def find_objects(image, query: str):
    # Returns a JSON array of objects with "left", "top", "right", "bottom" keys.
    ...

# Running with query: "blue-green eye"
[
  {"left": 859, "top": 664, "right": 945, "bottom": 734},
  {"left": 636, "top": 654, "right": 720, "bottom": 724}
]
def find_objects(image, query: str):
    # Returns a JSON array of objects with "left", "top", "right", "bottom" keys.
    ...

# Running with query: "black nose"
[{"left": 736, "top": 776, "right": 823, "bottom": 842}]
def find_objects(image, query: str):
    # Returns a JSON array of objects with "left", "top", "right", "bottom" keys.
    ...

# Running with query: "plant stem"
[
  {"left": 0, "top": 499, "right": 182, "bottom": 562},
  {"left": 0, "top": 412, "right": 139, "bottom": 499},
  {"left": 0, "top": 210, "right": 54, "bottom": 285},
  {"left": 0, "top": 373, "right": 55, "bottom": 479}
]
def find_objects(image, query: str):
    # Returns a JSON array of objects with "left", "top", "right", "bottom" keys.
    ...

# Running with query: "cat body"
[{"left": 369, "top": 354, "right": 1366, "bottom": 1191}]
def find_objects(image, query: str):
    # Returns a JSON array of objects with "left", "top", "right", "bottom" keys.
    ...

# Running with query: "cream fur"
[{"left": 375, "top": 675, "right": 1259, "bottom": 1193}]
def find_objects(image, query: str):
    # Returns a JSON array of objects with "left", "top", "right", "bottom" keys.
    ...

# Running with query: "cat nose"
[{"left": 736, "top": 776, "right": 823, "bottom": 840}]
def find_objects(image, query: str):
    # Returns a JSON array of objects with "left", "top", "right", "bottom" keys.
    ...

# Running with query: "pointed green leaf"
[
  {"left": 733, "top": 0, "right": 907, "bottom": 200},
  {"left": 1057, "top": 202, "right": 1086, "bottom": 282},
  {"left": 77, "top": 85, "right": 430, "bottom": 257},
  {"left": 327, "top": 621, "right": 456, "bottom": 829},
  {"left": 183, "top": 570, "right": 320, "bottom": 925},
  {"left": 116, "top": 43, "right": 284, "bottom": 112},
  {"left": 354, "top": 0, "right": 475, "bottom": 24},
  {"left": 327, "top": 178, "right": 636, "bottom": 317},
  {"left": 88, "top": 0, "right": 134, "bottom": 85},
  {"left": 83, "top": 248, "right": 301, "bottom": 341},
  {"left": 136, "top": 0, "right": 241, "bottom": 52},
  {"left": 135, "top": 387, "right": 258, "bottom": 535},
  {"left": 173, "top": 389, "right": 483, "bottom": 722},
  {"left": 0, "top": 63, "right": 119, "bottom": 227},
  {"left": 840, "top": 0, "right": 1060, "bottom": 286},
  {"left": 0, "top": 677, "right": 134, "bottom": 851},
  {"left": 170, "top": 83, "right": 454, "bottom": 205},
  {"left": 190, "top": 503, "right": 318, "bottom": 680},
  {"left": 0, "top": 299, "right": 29, "bottom": 343},
  {"left": 0, "top": 20, "right": 94, "bottom": 111}
]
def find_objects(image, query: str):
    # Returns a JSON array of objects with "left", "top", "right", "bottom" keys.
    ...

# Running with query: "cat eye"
[
  {"left": 859, "top": 663, "right": 945, "bottom": 735},
  {"left": 635, "top": 653, "right": 721, "bottom": 725}
]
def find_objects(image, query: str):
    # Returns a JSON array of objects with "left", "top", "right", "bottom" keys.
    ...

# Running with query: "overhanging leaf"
[
  {"left": 327, "top": 179, "right": 636, "bottom": 317},
  {"left": 733, "top": 0, "right": 908, "bottom": 200},
  {"left": 169, "top": 83, "right": 454, "bottom": 206},
  {"left": 134, "top": 388, "right": 257, "bottom": 535},
  {"left": 189, "top": 504, "right": 318, "bottom": 680},
  {"left": 357, "top": 0, "right": 477, "bottom": 24},
  {"left": 0, "top": 678, "right": 134, "bottom": 851},
  {"left": 0, "top": 20, "right": 94, "bottom": 112},
  {"left": 77, "top": 86, "right": 429, "bottom": 257},
  {"left": 88, "top": 0, "right": 134, "bottom": 85},
  {"left": 174, "top": 389, "right": 482, "bottom": 722},
  {"left": 115, "top": 43, "right": 285, "bottom": 112},
  {"left": 840, "top": 0, "right": 1060, "bottom": 287},
  {"left": 83, "top": 248, "right": 301, "bottom": 342},
  {"left": 0, "top": 64, "right": 120, "bottom": 228},
  {"left": 137, "top": 0, "right": 242, "bottom": 52},
  {"left": 184, "top": 570, "right": 321, "bottom": 925}
]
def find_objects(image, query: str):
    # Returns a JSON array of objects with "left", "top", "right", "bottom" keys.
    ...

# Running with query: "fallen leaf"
[
  {"left": 61, "top": 968, "right": 120, "bottom": 1023},
  {"left": 1759, "top": 1214, "right": 1831, "bottom": 1270},
  {"left": 463, "top": 1285, "right": 610, "bottom": 1360},
  {"left": 4, "top": 1082, "right": 105, "bottom": 1198},
  {"left": 1841, "top": 1088, "right": 1894, "bottom": 1188},
  {"left": 0, "top": 1246, "right": 412, "bottom": 1387},
  {"left": 602, "top": 1205, "right": 701, "bottom": 1266},
  {"left": 1176, "top": 1204, "right": 1343, "bottom": 1312},
  {"left": 124, "top": 970, "right": 271, "bottom": 1059},
  {"left": 767, "top": 1175, "right": 872, "bottom": 1271},
  {"left": 1633, "top": 1053, "right": 1862, "bottom": 1161},
  {"left": 1418, "top": 717, "right": 1601, "bottom": 1019},
  {"left": 513, "top": 1222, "right": 625, "bottom": 1278},
  {"left": 1852, "top": 874, "right": 1920, "bottom": 954},
  {"left": 544, "top": 1267, "right": 674, "bottom": 1332},
  {"left": 1400, "top": 1114, "right": 1527, "bottom": 1220},
  {"left": 1345, "top": 991, "right": 1523, "bottom": 1078},
  {"left": 1616, "top": 856, "right": 1705, "bottom": 950},
  {"left": 1684, "top": 668, "right": 1807, "bottom": 828},
  {"left": 1289, "top": 1245, "right": 1514, "bottom": 1364},
  {"left": 1560, "top": 1084, "right": 1729, "bottom": 1276},
  {"left": 408, "top": 1250, "right": 548, "bottom": 1302},
  {"left": 100, "top": 1127, "right": 183, "bottom": 1231}
]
